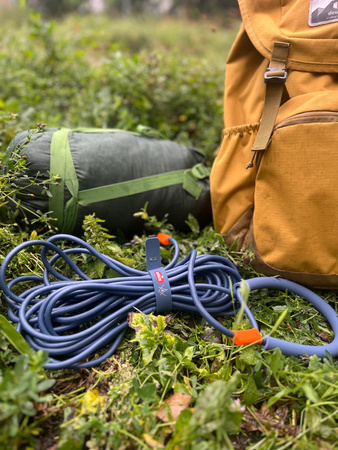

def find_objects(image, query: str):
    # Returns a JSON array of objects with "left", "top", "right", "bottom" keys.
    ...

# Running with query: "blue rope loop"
[{"left": 0, "top": 233, "right": 337, "bottom": 370}]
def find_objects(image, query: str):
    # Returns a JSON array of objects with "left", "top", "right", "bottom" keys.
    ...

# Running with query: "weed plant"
[{"left": 0, "top": 8, "right": 337, "bottom": 450}]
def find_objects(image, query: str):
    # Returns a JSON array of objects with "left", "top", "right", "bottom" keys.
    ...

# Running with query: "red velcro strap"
[
  {"left": 230, "top": 329, "right": 263, "bottom": 345},
  {"left": 157, "top": 232, "right": 171, "bottom": 246}
]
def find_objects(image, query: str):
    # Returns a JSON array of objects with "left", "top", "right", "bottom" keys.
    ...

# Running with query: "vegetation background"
[{"left": 0, "top": 2, "right": 337, "bottom": 449}]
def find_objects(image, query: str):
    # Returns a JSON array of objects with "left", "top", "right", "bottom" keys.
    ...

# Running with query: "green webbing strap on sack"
[
  {"left": 71, "top": 127, "right": 139, "bottom": 135},
  {"left": 49, "top": 128, "right": 210, "bottom": 234},
  {"left": 183, "top": 163, "right": 211, "bottom": 198},
  {"left": 72, "top": 126, "right": 166, "bottom": 140},
  {"left": 49, "top": 129, "right": 79, "bottom": 232},
  {"left": 78, "top": 164, "right": 210, "bottom": 206},
  {"left": 247, "top": 42, "right": 290, "bottom": 169}
]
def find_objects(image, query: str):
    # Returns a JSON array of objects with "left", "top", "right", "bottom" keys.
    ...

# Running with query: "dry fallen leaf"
[
  {"left": 157, "top": 393, "right": 192, "bottom": 423},
  {"left": 316, "top": 331, "right": 332, "bottom": 342}
]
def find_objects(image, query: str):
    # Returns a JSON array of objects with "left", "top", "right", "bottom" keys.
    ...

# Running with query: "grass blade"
[{"left": 0, "top": 314, "right": 35, "bottom": 356}]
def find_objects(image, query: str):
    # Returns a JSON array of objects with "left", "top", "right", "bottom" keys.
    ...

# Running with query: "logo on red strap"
[{"left": 154, "top": 270, "right": 165, "bottom": 283}]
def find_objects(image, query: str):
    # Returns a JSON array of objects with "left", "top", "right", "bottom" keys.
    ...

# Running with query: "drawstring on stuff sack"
[{"left": 0, "top": 232, "right": 337, "bottom": 370}]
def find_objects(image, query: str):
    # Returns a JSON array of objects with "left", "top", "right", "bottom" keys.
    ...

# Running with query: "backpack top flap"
[{"left": 238, "top": 0, "right": 338, "bottom": 72}]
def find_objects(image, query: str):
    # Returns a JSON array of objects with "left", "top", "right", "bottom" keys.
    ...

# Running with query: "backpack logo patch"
[{"left": 309, "top": 0, "right": 338, "bottom": 26}]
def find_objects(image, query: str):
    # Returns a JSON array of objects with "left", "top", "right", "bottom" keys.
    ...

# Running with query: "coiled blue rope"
[{"left": 0, "top": 233, "right": 337, "bottom": 369}]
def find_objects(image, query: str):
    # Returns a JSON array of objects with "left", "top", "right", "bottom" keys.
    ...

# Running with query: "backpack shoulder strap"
[{"left": 247, "top": 42, "right": 290, "bottom": 169}]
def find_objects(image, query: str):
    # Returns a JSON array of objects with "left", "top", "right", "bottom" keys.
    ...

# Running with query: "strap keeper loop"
[{"left": 264, "top": 67, "right": 288, "bottom": 84}]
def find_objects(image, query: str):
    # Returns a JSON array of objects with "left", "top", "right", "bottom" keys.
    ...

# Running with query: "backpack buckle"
[{"left": 264, "top": 67, "right": 287, "bottom": 84}]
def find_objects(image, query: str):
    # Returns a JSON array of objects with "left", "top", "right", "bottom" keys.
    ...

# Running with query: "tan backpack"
[{"left": 210, "top": 0, "right": 338, "bottom": 289}]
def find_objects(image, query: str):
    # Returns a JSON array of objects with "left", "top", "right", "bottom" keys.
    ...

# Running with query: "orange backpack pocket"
[{"left": 253, "top": 93, "right": 338, "bottom": 288}]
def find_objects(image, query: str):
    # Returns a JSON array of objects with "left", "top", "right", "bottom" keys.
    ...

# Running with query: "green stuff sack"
[{"left": 6, "top": 128, "right": 212, "bottom": 236}]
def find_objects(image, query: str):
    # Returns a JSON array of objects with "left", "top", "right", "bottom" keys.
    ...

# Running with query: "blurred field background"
[{"left": 0, "top": 0, "right": 241, "bottom": 160}]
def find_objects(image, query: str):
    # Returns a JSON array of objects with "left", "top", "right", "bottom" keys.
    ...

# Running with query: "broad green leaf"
[
  {"left": 90, "top": 258, "right": 106, "bottom": 278},
  {"left": 266, "top": 388, "right": 290, "bottom": 409},
  {"left": 0, "top": 315, "right": 35, "bottom": 356},
  {"left": 163, "top": 333, "right": 177, "bottom": 349},
  {"left": 174, "top": 381, "right": 192, "bottom": 396},
  {"left": 242, "top": 377, "right": 261, "bottom": 406},
  {"left": 269, "top": 348, "right": 284, "bottom": 373},
  {"left": 304, "top": 409, "right": 322, "bottom": 433},
  {"left": 302, "top": 384, "right": 320, "bottom": 404},
  {"left": 241, "top": 346, "right": 259, "bottom": 366},
  {"left": 183, "top": 346, "right": 195, "bottom": 361},
  {"left": 174, "top": 408, "right": 193, "bottom": 433},
  {"left": 36, "top": 378, "right": 56, "bottom": 393},
  {"left": 191, "top": 376, "right": 243, "bottom": 435},
  {"left": 135, "top": 383, "right": 157, "bottom": 402},
  {"left": 308, "top": 354, "right": 320, "bottom": 371}
]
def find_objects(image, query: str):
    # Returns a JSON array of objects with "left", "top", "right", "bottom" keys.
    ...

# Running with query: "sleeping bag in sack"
[
  {"left": 210, "top": 0, "right": 338, "bottom": 289},
  {"left": 6, "top": 127, "right": 212, "bottom": 236}
]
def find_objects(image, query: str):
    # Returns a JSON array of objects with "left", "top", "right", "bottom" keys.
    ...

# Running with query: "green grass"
[
  {"left": 55, "top": 14, "right": 239, "bottom": 69},
  {"left": 0, "top": 8, "right": 337, "bottom": 450}
]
